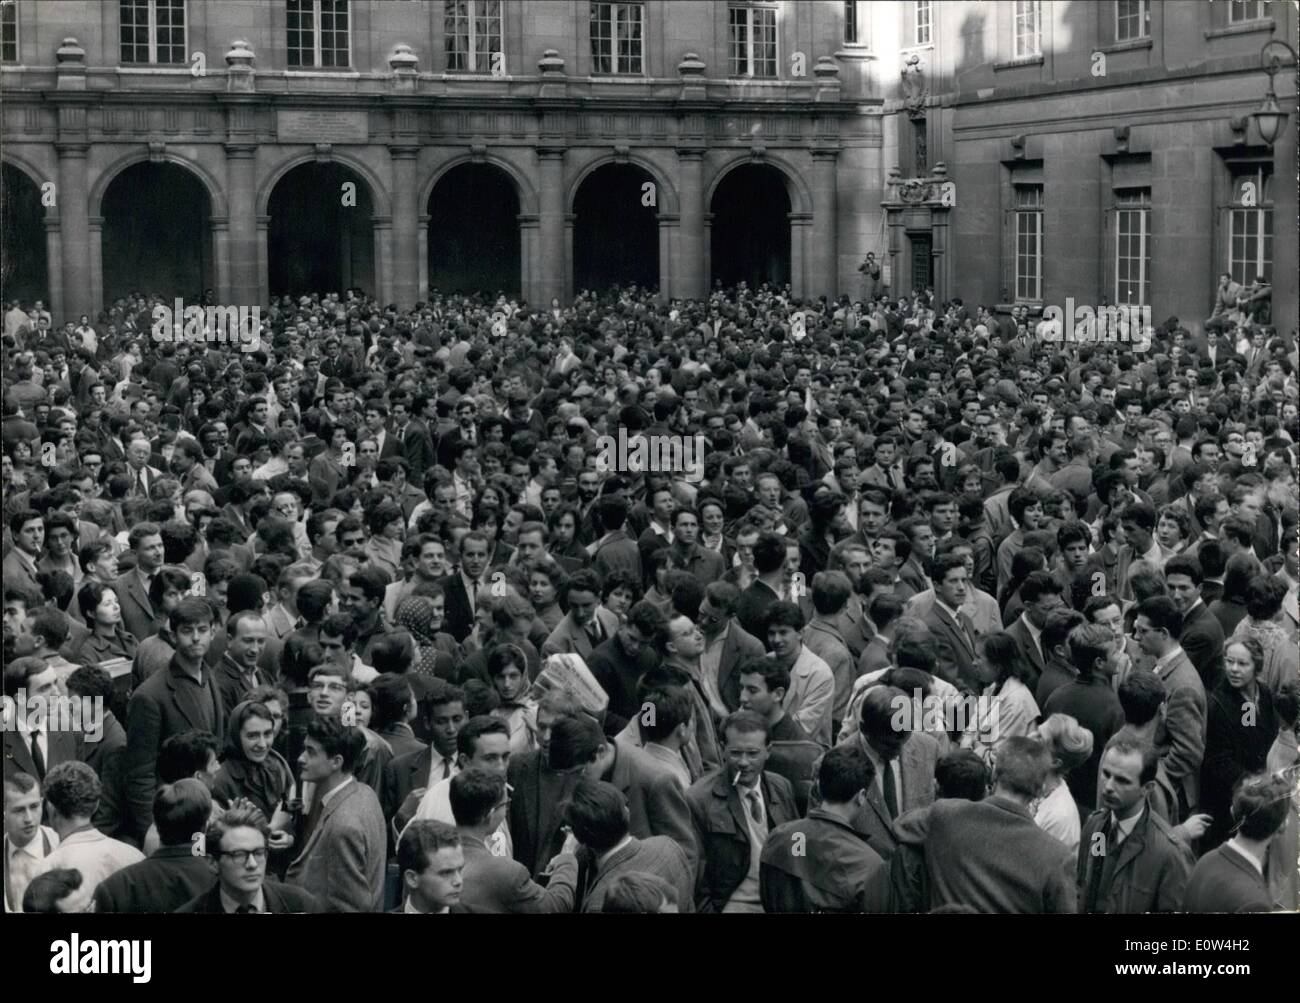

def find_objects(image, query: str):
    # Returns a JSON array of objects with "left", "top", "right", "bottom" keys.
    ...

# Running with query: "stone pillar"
[
  {"left": 790, "top": 212, "right": 813, "bottom": 298},
  {"left": 256, "top": 215, "right": 270, "bottom": 304},
  {"left": 56, "top": 142, "right": 91, "bottom": 320},
  {"left": 676, "top": 149, "right": 706, "bottom": 299},
  {"left": 373, "top": 215, "right": 394, "bottom": 305},
  {"left": 537, "top": 147, "right": 566, "bottom": 305},
  {"left": 703, "top": 212, "right": 714, "bottom": 293},
  {"left": 1272, "top": 110, "right": 1297, "bottom": 340},
  {"left": 389, "top": 146, "right": 420, "bottom": 310},
  {"left": 224, "top": 144, "right": 258, "bottom": 305},
  {"left": 86, "top": 215, "right": 103, "bottom": 316},
  {"left": 657, "top": 213, "right": 678, "bottom": 300},
  {"left": 211, "top": 215, "right": 230, "bottom": 301},
  {"left": 418, "top": 213, "right": 431, "bottom": 303},
  {"left": 44, "top": 218, "right": 64, "bottom": 323},
  {"left": 811, "top": 150, "right": 839, "bottom": 300},
  {"left": 518, "top": 213, "right": 539, "bottom": 304}
]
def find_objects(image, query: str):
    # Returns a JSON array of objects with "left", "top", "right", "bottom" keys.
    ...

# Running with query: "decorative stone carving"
[
  {"left": 901, "top": 53, "right": 927, "bottom": 119},
  {"left": 1113, "top": 125, "right": 1130, "bottom": 153},
  {"left": 678, "top": 52, "right": 707, "bottom": 101},
  {"left": 225, "top": 39, "right": 256, "bottom": 93},
  {"left": 389, "top": 43, "right": 419, "bottom": 92},
  {"left": 1010, "top": 134, "right": 1027, "bottom": 159},
  {"left": 538, "top": 50, "right": 567, "bottom": 99},
  {"left": 56, "top": 37, "right": 87, "bottom": 91},
  {"left": 814, "top": 56, "right": 841, "bottom": 102}
]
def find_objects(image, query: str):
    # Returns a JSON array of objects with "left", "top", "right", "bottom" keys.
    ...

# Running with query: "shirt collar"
[
  {"left": 320, "top": 775, "right": 353, "bottom": 808},
  {"left": 1019, "top": 613, "right": 1042, "bottom": 643},
  {"left": 404, "top": 896, "right": 450, "bottom": 914},
  {"left": 6, "top": 830, "right": 52, "bottom": 862},
  {"left": 219, "top": 885, "right": 267, "bottom": 914},
  {"left": 1153, "top": 644, "right": 1186, "bottom": 674}
]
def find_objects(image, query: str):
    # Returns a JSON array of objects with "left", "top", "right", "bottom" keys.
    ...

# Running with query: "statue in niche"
[{"left": 901, "top": 53, "right": 928, "bottom": 120}]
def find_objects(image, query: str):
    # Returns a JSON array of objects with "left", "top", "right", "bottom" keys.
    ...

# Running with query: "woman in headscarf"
[
  {"left": 212, "top": 700, "right": 296, "bottom": 849},
  {"left": 394, "top": 593, "right": 462, "bottom": 678},
  {"left": 1229, "top": 574, "right": 1299, "bottom": 693}
]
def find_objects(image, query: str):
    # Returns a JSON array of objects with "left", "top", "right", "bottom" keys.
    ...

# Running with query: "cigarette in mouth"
[{"left": 732, "top": 771, "right": 742, "bottom": 786}]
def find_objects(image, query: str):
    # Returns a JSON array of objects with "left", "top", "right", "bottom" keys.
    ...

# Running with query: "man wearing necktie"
[{"left": 1077, "top": 737, "right": 1193, "bottom": 913}]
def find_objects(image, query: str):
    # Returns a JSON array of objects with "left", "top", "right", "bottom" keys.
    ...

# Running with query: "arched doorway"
[
  {"left": 573, "top": 163, "right": 659, "bottom": 295},
  {"left": 101, "top": 162, "right": 213, "bottom": 304},
  {"left": 0, "top": 163, "right": 50, "bottom": 310},
  {"left": 427, "top": 163, "right": 521, "bottom": 298},
  {"left": 710, "top": 164, "right": 791, "bottom": 290},
  {"left": 268, "top": 162, "right": 375, "bottom": 297}
]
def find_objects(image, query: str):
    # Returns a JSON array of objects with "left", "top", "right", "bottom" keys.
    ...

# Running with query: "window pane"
[
  {"left": 1, "top": 1, "right": 15, "bottom": 63},
  {"left": 1115, "top": 0, "right": 1147, "bottom": 41},
  {"left": 728, "top": 6, "right": 747, "bottom": 76},
  {"left": 916, "top": 0, "right": 931, "bottom": 45}
]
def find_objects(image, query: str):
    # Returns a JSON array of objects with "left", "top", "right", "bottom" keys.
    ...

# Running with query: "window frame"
[
  {"left": 914, "top": 0, "right": 932, "bottom": 47},
  {"left": 1228, "top": 0, "right": 1270, "bottom": 24},
  {"left": 119, "top": 0, "right": 188, "bottom": 67},
  {"left": 1112, "top": 188, "right": 1152, "bottom": 308},
  {"left": 286, "top": 0, "right": 352, "bottom": 71},
  {"left": 1114, "top": 0, "right": 1149, "bottom": 42},
  {"left": 1, "top": 1, "right": 18, "bottom": 64},
  {"left": 1012, "top": 0, "right": 1041, "bottom": 59},
  {"left": 1227, "top": 165, "right": 1274, "bottom": 286},
  {"left": 590, "top": 1, "right": 645, "bottom": 76},
  {"left": 445, "top": 0, "right": 504, "bottom": 75},
  {"left": 728, "top": 3, "right": 779, "bottom": 79},
  {"left": 1013, "top": 184, "right": 1044, "bottom": 303}
]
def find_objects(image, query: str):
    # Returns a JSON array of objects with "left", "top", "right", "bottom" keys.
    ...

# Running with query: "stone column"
[
  {"left": 518, "top": 213, "right": 539, "bottom": 304},
  {"left": 373, "top": 215, "right": 394, "bottom": 305},
  {"left": 224, "top": 144, "right": 259, "bottom": 306},
  {"left": 810, "top": 150, "right": 839, "bottom": 300},
  {"left": 87, "top": 215, "right": 103, "bottom": 317},
  {"left": 657, "top": 213, "right": 679, "bottom": 301},
  {"left": 44, "top": 217, "right": 65, "bottom": 323},
  {"left": 389, "top": 145, "right": 420, "bottom": 310},
  {"left": 56, "top": 142, "right": 91, "bottom": 319},
  {"left": 418, "top": 213, "right": 431, "bottom": 303},
  {"left": 210, "top": 215, "right": 230, "bottom": 301},
  {"left": 256, "top": 215, "right": 270, "bottom": 304},
  {"left": 790, "top": 212, "right": 813, "bottom": 298},
  {"left": 675, "top": 149, "right": 706, "bottom": 300},
  {"left": 537, "top": 147, "right": 566, "bottom": 305}
]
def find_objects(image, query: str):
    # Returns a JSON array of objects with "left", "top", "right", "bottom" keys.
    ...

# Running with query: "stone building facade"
[{"left": 0, "top": 1, "right": 1295, "bottom": 336}]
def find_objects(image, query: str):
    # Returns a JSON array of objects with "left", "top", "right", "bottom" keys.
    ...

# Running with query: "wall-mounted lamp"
[{"left": 1251, "top": 40, "right": 1296, "bottom": 147}]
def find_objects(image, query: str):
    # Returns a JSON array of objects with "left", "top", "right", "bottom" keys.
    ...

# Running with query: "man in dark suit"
[
  {"left": 1005, "top": 571, "right": 1064, "bottom": 690},
  {"left": 735, "top": 533, "right": 787, "bottom": 642},
  {"left": 3, "top": 510, "right": 45, "bottom": 598},
  {"left": 554, "top": 708, "right": 697, "bottom": 851},
  {"left": 566, "top": 778, "right": 696, "bottom": 913},
  {"left": 447, "top": 768, "right": 579, "bottom": 913},
  {"left": 845, "top": 685, "right": 941, "bottom": 861},
  {"left": 922, "top": 736, "right": 1078, "bottom": 913},
  {"left": 113, "top": 522, "right": 167, "bottom": 643},
  {"left": 760, "top": 744, "right": 890, "bottom": 913},
  {"left": 1183, "top": 771, "right": 1290, "bottom": 912},
  {"left": 123, "top": 599, "right": 225, "bottom": 842},
  {"left": 701, "top": 582, "right": 767, "bottom": 713},
  {"left": 922, "top": 554, "right": 980, "bottom": 693},
  {"left": 588, "top": 496, "right": 642, "bottom": 588},
  {"left": 440, "top": 532, "right": 491, "bottom": 644},
  {"left": 399, "top": 395, "right": 439, "bottom": 484},
  {"left": 286, "top": 716, "right": 386, "bottom": 913},
  {"left": 381, "top": 681, "right": 466, "bottom": 832},
  {"left": 736, "top": 658, "right": 821, "bottom": 814},
  {"left": 94, "top": 780, "right": 215, "bottom": 912},
  {"left": 178, "top": 804, "right": 320, "bottom": 913},
  {"left": 1077, "top": 737, "right": 1193, "bottom": 914},
  {"left": 587, "top": 601, "right": 664, "bottom": 734},
  {"left": 1164, "top": 555, "right": 1225, "bottom": 692},
  {"left": 541, "top": 569, "right": 620, "bottom": 660},
  {"left": 214, "top": 611, "right": 273, "bottom": 721},
  {"left": 686, "top": 710, "right": 799, "bottom": 912},
  {"left": 3, "top": 658, "right": 79, "bottom": 783}
]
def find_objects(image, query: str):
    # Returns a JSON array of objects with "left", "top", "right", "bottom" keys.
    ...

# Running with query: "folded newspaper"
[{"left": 527, "top": 653, "right": 608, "bottom": 718}]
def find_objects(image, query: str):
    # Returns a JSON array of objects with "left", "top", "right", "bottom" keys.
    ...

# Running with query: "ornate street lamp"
[{"left": 1251, "top": 40, "right": 1297, "bottom": 146}]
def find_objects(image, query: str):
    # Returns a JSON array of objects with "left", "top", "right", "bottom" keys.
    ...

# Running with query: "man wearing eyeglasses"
[{"left": 178, "top": 804, "right": 319, "bottom": 913}]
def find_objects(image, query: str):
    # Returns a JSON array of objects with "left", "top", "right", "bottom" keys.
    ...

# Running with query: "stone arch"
[
  {"left": 420, "top": 152, "right": 538, "bottom": 217},
  {"left": 704, "top": 152, "right": 812, "bottom": 216},
  {"left": 257, "top": 150, "right": 391, "bottom": 218},
  {"left": 1, "top": 152, "right": 57, "bottom": 215},
  {"left": 89, "top": 148, "right": 229, "bottom": 219},
  {"left": 566, "top": 152, "right": 679, "bottom": 216}
]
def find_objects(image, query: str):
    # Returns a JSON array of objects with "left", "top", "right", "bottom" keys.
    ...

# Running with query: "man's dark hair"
[
  {"left": 455, "top": 715, "right": 511, "bottom": 759},
  {"left": 397, "top": 819, "right": 461, "bottom": 877},
  {"left": 447, "top": 767, "right": 505, "bottom": 828},
  {"left": 305, "top": 714, "right": 366, "bottom": 773},
  {"left": 817, "top": 744, "right": 876, "bottom": 804},
  {"left": 935, "top": 749, "right": 991, "bottom": 801},
  {"left": 23, "top": 869, "right": 83, "bottom": 913},
  {"left": 1134, "top": 595, "right": 1182, "bottom": 636},
  {"left": 158, "top": 730, "right": 220, "bottom": 783},
  {"left": 547, "top": 713, "right": 603, "bottom": 770},
  {"left": 560, "top": 779, "right": 630, "bottom": 854},
  {"left": 153, "top": 778, "right": 213, "bottom": 847}
]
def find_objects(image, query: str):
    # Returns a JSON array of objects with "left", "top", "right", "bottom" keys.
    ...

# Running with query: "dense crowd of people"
[{"left": 2, "top": 278, "right": 1297, "bottom": 915}]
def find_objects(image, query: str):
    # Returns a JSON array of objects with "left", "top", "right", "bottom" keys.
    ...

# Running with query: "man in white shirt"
[
  {"left": 3, "top": 772, "right": 60, "bottom": 913},
  {"left": 407, "top": 717, "right": 512, "bottom": 858},
  {"left": 31, "top": 762, "right": 144, "bottom": 913}
]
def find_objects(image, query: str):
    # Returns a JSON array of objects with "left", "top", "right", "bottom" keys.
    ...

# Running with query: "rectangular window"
[
  {"left": 1014, "top": 184, "right": 1043, "bottom": 301},
  {"left": 446, "top": 0, "right": 502, "bottom": 73},
  {"left": 844, "top": 1, "right": 861, "bottom": 45},
  {"left": 1228, "top": 1, "right": 1269, "bottom": 23},
  {"left": 1, "top": 1, "right": 17, "bottom": 63},
  {"left": 914, "top": 0, "right": 932, "bottom": 46},
  {"left": 1114, "top": 0, "right": 1148, "bottom": 41},
  {"left": 287, "top": 0, "right": 350, "bottom": 69},
  {"left": 120, "top": 0, "right": 187, "bottom": 65},
  {"left": 1229, "top": 166, "right": 1273, "bottom": 284},
  {"left": 1114, "top": 188, "right": 1151, "bottom": 307},
  {"left": 729, "top": 4, "right": 777, "bottom": 78},
  {"left": 1013, "top": 0, "right": 1040, "bottom": 58},
  {"left": 591, "top": 2, "right": 643, "bottom": 74}
]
